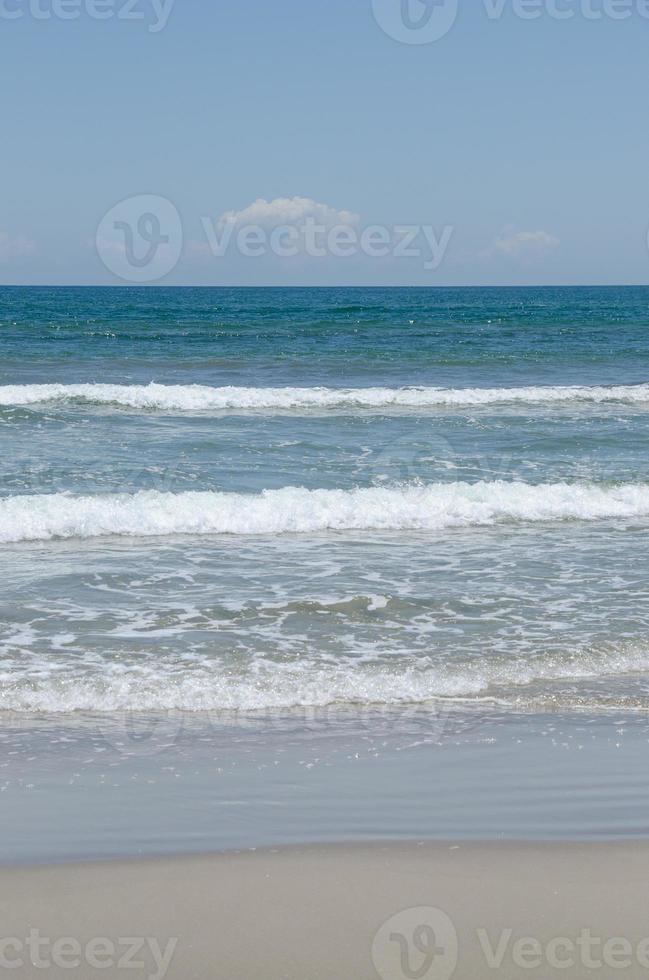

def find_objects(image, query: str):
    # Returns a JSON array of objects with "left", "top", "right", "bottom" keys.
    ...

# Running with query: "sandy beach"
[{"left": 2, "top": 841, "right": 649, "bottom": 979}]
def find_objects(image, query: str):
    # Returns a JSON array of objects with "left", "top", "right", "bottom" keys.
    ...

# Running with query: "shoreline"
[
  {"left": 4, "top": 841, "right": 649, "bottom": 978},
  {"left": 3, "top": 707, "right": 649, "bottom": 864}
]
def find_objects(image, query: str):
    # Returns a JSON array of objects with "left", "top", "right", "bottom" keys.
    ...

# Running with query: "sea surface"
[{"left": 3, "top": 284, "right": 649, "bottom": 858}]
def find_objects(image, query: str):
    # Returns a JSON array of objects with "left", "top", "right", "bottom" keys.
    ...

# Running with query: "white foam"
[
  {"left": 3, "top": 381, "right": 649, "bottom": 411},
  {"left": 3, "top": 480, "right": 649, "bottom": 543},
  {"left": 2, "top": 643, "right": 648, "bottom": 713}
]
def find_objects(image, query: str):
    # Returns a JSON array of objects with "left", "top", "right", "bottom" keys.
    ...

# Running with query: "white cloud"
[
  {"left": 482, "top": 228, "right": 560, "bottom": 263},
  {"left": 192, "top": 196, "right": 363, "bottom": 261},
  {"left": 217, "top": 196, "right": 360, "bottom": 230},
  {"left": 93, "top": 238, "right": 126, "bottom": 256},
  {"left": 0, "top": 232, "right": 35, "bottom": 262}
]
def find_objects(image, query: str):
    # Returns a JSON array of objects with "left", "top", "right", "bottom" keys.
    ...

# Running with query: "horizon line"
[{"left": 1, "top": 282, "right": 649, "bottom": 290}]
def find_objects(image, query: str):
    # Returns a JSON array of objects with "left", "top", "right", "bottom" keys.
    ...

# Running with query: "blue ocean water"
[{"left": 3, "top": 285, "right": 649, "bottom": 716}]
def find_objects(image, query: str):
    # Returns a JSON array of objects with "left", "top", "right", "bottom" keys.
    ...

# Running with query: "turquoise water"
[{"left": 3, "top": 285, "right": 649, "bottom": 715}]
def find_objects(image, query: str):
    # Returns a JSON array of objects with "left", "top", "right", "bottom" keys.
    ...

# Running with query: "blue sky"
[{"left": 2, "top": 0, "right": 649, "bottom": 286}]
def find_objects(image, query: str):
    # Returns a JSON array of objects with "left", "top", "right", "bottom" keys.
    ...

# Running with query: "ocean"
[{"left": 4, "top": 284, "right": 649, "bottom": 858}]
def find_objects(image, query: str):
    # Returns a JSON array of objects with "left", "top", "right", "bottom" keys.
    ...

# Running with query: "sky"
[{"left": 1, "top": 0, "right": 649, "bottom": 286}]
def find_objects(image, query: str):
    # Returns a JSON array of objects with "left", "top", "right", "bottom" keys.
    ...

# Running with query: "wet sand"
[{"left": 3, "top": 841, "right": 649, "bottom": 979}]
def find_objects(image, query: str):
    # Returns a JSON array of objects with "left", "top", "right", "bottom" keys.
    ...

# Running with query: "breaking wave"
[
  {"left": 2, "top": 642, "right": 648, "bottom": 713},
  {"left": 3, "top": 480, "right": 649, "bottom": 543},
  {"left": 3, "top": 381, "right": 649, "bottom": 411}
]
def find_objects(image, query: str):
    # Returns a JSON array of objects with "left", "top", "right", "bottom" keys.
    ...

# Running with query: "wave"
[
  {"left": 2, "top": 643, "right": 648, "bottom": 714},
  {"left": 2, "top": 381, "right": 649, "bottom": 411},
  {"left": 3, "top": 480, "right": 649, "bottom": 543}
]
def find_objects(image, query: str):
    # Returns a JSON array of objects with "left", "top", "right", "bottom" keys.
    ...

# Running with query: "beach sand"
[{"left": 2, "top": 841, "right": 649, "bottom": 978}]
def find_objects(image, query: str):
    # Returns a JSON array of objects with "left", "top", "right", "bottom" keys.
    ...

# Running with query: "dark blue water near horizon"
[{"left": 3, "top": 284, "right": 649, "bottom": 388}]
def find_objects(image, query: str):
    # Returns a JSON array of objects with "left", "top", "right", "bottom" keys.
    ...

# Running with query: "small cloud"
[
  {"left": 93, "top": 237, "right": 126, "bottom": 256},
  {"left": 217, "top": 196, "right": 360, "bottom": 231},
  {"left": 0, "top": 232, "right": 35, "bottom": 262},
  {"left": 481, "top": 228, "right": 560, "bottom": 263},
  {"left": 190, "top": 196, "right": 363, "bottom": 262}
]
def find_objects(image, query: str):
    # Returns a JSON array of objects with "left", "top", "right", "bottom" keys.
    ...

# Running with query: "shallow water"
[{"left": 3, "top": 708, "right": 649, "bottom": 863}]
